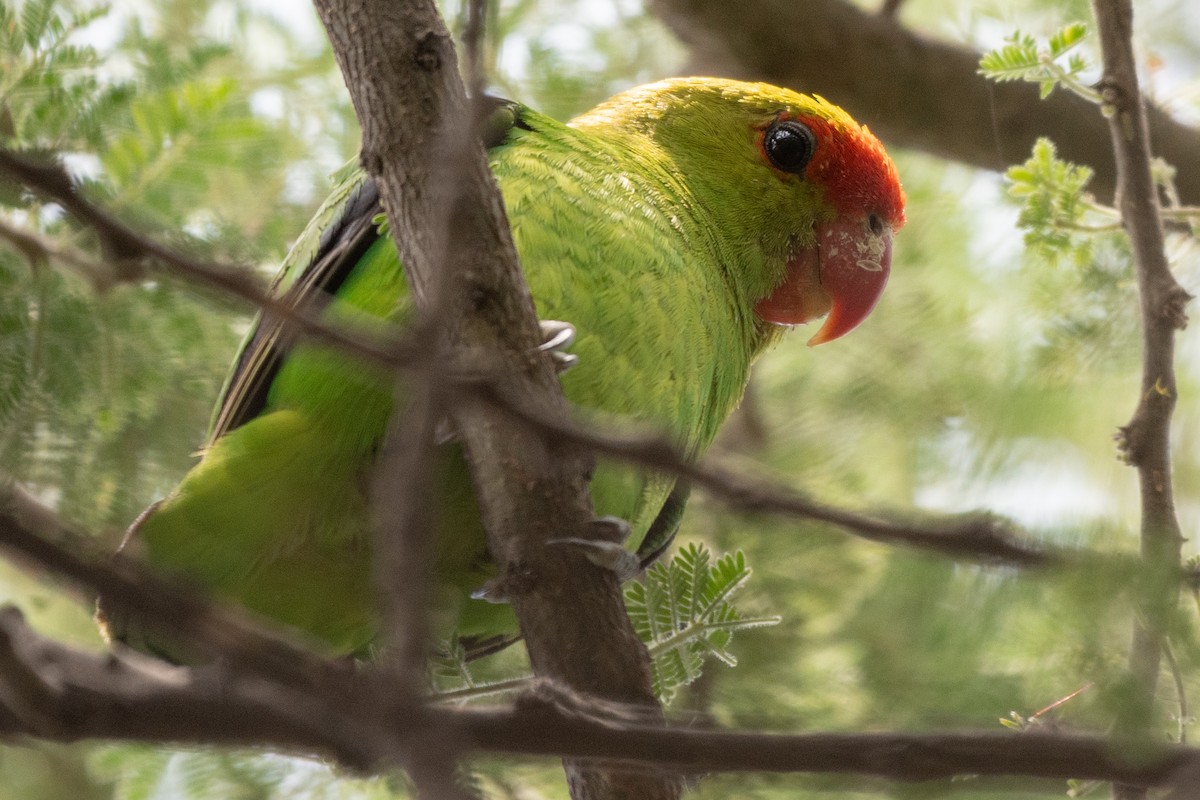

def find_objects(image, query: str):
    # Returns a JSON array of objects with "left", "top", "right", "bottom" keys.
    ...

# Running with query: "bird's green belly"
[{"left": 139, "top": 396, "right": 670, "bottom": 657}]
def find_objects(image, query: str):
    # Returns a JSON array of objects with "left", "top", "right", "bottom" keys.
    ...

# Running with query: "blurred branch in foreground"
[
  {"left": 0, "top": 544, "right": 1197, "bottom": 789},
  {"left": 312, "top": 0, "right": 669, "bottom": 798},
  {"left": 0, "top": 145, "right": 1075, "bottom": 572}
]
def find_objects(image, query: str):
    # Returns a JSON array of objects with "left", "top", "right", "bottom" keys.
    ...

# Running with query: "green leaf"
[
  {"left": 625, "top": 544, "right": 779, "bottom": 703},
  {"left": 1048, "top": 22, "right": 1088, "bottom": 57},
  {"left": 1004, "top": 137, "right": 1110, "bottom": 261},
  {"left": 978, "top": 24, "right": 1096, "bottom": 102},
  {"left": 20, "top": 0, "right": 53, "bottom": 47},
  {"left": 978, "top": 32, "right": 1041, "bottom": 82}
]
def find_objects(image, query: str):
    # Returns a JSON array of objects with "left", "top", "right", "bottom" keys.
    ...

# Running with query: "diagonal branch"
[
  {"left": 0, "top": 156, "right": 1143, "bottom": 574},
  {"left": 471, "top": 381, "right": 1055, "bottom": 568},
  {"left": 0, "top": 215, "right": 113, "bottom": 290},
  {"left": 0, "top": 148, "right": 415, "bottom": 374},
  {"left": 0, "top": 481, "right": 349, "bottom": 695},
  {"left": 0, "top": 607, "right": 384, "bottom": 768}
]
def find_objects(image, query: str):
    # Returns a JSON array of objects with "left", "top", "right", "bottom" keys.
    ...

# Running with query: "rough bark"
[
  {"left": 1088, "top": 1, "right": 1190, "bottom": 798},
  {"left": 310, "top": 2, "right": 678, "bottom": 798},
  {"left": 1, "top": 602, "right": 1199, "bottom": 790}
]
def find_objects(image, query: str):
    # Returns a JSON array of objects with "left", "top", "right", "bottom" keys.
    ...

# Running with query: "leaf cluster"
[
  {"left": 627, "top": 544, "right": 779, "bottom": 703},
  {"left": 429, "top": 544, "right": 777, "bottom": 708},
  {"left": 0, "top": 0, "right": 131, "bottom": 153},
  {"left": 978, "top": 23, "right": 1097, "bottom": 101},
  {"left": 1006, "top": 137, "right": 1109, "bottom": 261},
  {"left": 0, "top": 0, "right": 352, "bottom": 531}
]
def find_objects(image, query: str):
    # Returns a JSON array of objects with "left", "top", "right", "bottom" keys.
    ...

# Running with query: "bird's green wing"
[
  {"left": 206, "top": 98, "right": 526, "bottom": 445},
  {"left": 206, "top": 172, "right": 381, "bottom": 444}
]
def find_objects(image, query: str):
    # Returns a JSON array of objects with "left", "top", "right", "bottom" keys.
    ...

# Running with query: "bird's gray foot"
[
  {"left": 547, "top": 516, "right": 640, "bottom": 582},
  {"left": 436, "top": 321, "right": 578, "bottom": 447},
  {"left": 537, "top": 320, "right": 578, "bottom": 374},
  {"left": 470, "top": 517, "right": 639, "bottom": 603},
  {"left": 470, "top": 579, "right": 508, "bottom": 604}
]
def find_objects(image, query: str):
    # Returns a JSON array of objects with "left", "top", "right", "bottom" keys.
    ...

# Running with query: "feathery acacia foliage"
[{"left": 627, "top": 545, "right": 779, "bottom": 703}]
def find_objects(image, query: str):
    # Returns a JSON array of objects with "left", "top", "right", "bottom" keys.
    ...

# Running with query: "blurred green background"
[{"left": 1, "top": 0, "right": 1199, "bottom": 797}]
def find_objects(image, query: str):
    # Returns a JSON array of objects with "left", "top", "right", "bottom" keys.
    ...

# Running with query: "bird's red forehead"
[{"left": 766, "top": 112, "right": 906, "bottom": 229}]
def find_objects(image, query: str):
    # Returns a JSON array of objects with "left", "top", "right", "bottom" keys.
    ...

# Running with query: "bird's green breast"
[{"left": 495, "top": 112, "right": 760, "bottom": 529}]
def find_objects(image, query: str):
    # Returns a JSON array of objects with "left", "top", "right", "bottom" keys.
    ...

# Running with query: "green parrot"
[{"left": 100, "top": 77, "right": 904, "bottom": 659}]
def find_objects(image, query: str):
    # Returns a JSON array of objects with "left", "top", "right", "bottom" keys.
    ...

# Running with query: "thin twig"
[
  {"left": 465, "top": 381, "right": 1055, "bottom": 568},
  {"left": 369, "top": 375, "right": 444, "bottom": 689},
  {"left": 0, "top": 148, "right": 417, "bottom": 373},
  {"left": 0, "top": 215, "right": 113, "bottom": 289},
  {"left": 462, "top": 0, "right": 488, "bottom": 101}
]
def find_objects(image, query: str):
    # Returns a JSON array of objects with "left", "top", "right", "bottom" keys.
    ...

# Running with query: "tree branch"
[
  {"left": 0, "top": 482, "right": 349, "bottom": 696},
  {"left": 0, "top": 607, "right": 1198, "bottom": 789},
  {"left": 0, "top": 607, "right": 385, "bottom": 768},
  {"left": 649, "top": 0, "right": 1200, "bottom": 204},
  {"left": 0, "top": 150, "right": 1153, "bottom": 576},
  {"left": 0, "top": 148, "right": 418, "bottom": 375},
  {"left": 472, "top": 381, "right": 1054, "bottom": 568},
  {"left": 0, "top": 215, "right": 113, "bottom": 290},
  {"left": 309, "top": 2, "right": 677, "bottom": 798},
  {"left": 1088, "top": 2, "right": 1191, "bottom": 798}
]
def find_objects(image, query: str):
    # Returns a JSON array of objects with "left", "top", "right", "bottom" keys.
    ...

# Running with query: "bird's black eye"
[{"left": 763, "top": 119, "right": 816, "bottom": 175}]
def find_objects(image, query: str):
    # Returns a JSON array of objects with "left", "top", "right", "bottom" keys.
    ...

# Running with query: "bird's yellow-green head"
[{"left": 571, "top": 77, "right": 905, "bottom": 345}]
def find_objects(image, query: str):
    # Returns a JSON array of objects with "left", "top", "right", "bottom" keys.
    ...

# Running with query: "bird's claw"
[
  {"left": 470, "top": 517, "right": 634, "bottom": 602},
  {"left": 547, "top": 516, "right": 640, "bottom": 582},
  {"left": 588, "top": 515, "right": 633, "bottom": 543},
  {"left": 440, "top": 321, "right": 579, "bottom": 447},
  {"left": 470, "top": 578, "right": 509, "bottom": 604},
  {"left": 434, "top": 417, "right": 458, "bottom": 445},
  {"left": 537, "top": 320, "right": 579, "bottom": 374}
]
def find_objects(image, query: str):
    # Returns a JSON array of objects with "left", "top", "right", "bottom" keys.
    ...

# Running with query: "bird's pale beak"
[{"left": 754, "top": 214, "right": 893, "bottom": 346}]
